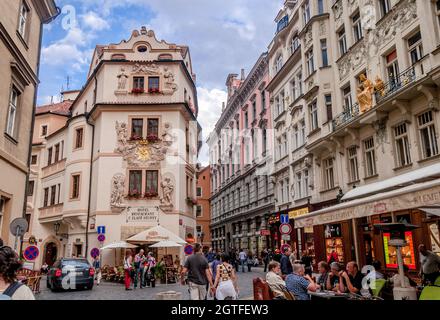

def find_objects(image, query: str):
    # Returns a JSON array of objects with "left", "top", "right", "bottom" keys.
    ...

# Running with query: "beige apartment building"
[
  {"left": 267, "top": 0, "right": 440, "bottom": 272},
  {"left": 0, "top": 0, "right": 58, "bottom": 247},
  {"left": 25, "top": 27, "right": 201, "bottom": 268}
]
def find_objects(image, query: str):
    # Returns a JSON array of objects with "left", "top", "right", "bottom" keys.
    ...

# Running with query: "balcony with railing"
[
  {"left": 374, "top": 66, "right": 416, "bottom": 104},
  {"left": 42, "top": 159, "right": 66, "bottom": 179},
  {"left": 332, "top": 103, "right": 359, "bottom": 131},
  {"left": 39, "top": 203, "right": 63, "bottom": 222}
]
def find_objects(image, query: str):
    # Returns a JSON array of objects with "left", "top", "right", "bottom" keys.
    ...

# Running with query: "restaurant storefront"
[{"left": 294, "top": 180, "right": 440, "bottom": 274}]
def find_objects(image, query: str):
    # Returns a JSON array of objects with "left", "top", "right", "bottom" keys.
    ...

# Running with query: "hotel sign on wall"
[{"left": 126, "top": 206, "right": 159, "bottom": 224}]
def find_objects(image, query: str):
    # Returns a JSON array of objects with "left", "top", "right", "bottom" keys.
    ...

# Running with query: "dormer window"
[{"left": 137, "top": 46, "right": 148, "bottom": 53}]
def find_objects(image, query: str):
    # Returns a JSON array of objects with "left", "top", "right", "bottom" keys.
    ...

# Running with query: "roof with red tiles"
[{"left": 36, "top": 100, "right": 73, "bottom": 116}]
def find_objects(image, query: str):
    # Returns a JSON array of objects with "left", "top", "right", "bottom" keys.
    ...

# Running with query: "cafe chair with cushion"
[
  {"left": 371, "top": 279, "right": 387, "bottom": 297},
  {"left": 419, "top": 286, "right": 440, "bottom": 300}
]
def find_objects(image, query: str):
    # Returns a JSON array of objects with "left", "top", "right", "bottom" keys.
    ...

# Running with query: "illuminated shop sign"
[{"left": 383, "top": 231, "right": 416, "bottom": 270}]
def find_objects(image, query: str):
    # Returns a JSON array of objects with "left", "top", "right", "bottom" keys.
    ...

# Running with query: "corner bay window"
[
  {"left": 75, "top": 128, "right": 84, "bottom": 149},
  {"left": 71, "top": 174, "right": 80, "bottom": 199}
]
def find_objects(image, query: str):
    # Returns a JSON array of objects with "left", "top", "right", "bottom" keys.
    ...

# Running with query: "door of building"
[{"left": 44, "top": 242, "right": 58, "bottom": 266}]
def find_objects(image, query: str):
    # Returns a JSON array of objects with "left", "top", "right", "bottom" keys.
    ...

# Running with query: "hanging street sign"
[
  {"left": 279, "top": 223, "right": 292, "bottom": 235},
  {"left": 280, "top": 214, "right": 289, "bottom": 224},
  {"left": 97, "top": 226, "right": 106, "bottom": 234}
]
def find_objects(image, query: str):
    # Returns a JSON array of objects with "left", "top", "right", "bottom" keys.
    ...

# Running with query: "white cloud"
[{"left": 81, "top": 12, "right": 110, "bottom": 31}]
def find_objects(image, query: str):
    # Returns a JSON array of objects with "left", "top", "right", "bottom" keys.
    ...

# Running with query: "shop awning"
[
  {"left": 342, "top": 162, "right": 440, "bottom": 201},
  {"left": 419, "top": 205, "right": 440, "bottom": 217},
  {"left": 294, "top": 179, "right": 440, "bottom": 228}
]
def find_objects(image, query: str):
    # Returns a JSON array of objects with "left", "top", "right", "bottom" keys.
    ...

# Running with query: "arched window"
[{"left": 274, "top": 54, "right": 283, "bottom": 73}]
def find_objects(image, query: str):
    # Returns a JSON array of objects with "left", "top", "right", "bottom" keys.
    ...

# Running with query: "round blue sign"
[
  {"left": 24, "top": 246, "right": 39, "bottom": 261},
  {"left": 184, "top": 245, "right": 193, "bottom": 255}
]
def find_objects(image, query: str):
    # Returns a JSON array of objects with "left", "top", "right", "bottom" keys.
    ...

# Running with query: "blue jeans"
[{"left": 240, "top": 260, "right": 246, "bottom": 272}]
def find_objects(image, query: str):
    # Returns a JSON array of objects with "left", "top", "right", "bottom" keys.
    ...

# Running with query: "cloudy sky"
[{"left": 38, "top": 0, "right": 284, "bottom": 164}]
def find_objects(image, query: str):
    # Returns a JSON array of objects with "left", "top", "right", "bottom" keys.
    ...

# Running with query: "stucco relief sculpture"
[
  {"left": 117, "top": 68, "right": 129, "bottom": 90},
  {"left": 163, "top": 67, "right": 178, "bottom": 94},
  {"left": 160, "top": 177, "right": 174, "bottom": 212},
  {"left": 115, "top": 121, "right": 176, "bottom": 167},
  {"left": 132, "top": 63, "right": 160, "bottom": 75},
  {"left": 357, "top": 74, "right": 374, "bottom": 114},
  {"left": 111, "top": 173, "right": 126, "bottom": 209}
]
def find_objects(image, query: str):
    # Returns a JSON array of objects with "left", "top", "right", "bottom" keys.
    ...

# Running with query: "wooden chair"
[
  {"left": 101, "top": 265, "right": 109, "bottom": 280},
  {"left": 253, "top": 277, "right": 274, "bottom": 300},
  {"left": 26, "top": 277, "right": 41, "bottom": 294}
]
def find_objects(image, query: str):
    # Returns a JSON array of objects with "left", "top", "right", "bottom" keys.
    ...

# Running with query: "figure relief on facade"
[
  {"left": 132, "top": 63, "right": 160, "bottom": 75},
  {"left": 111, "top": 173, "right": 126, "bottom": 210},
  {"left": 162, "top": 66, "right": 178, "bottom": 94},
  {"left": 319, "top": 21, "right": 326, "bottom": 36},
  {"left": 333, "top": 1, "right": 343, "bottom": 24},
  {"left": 160, "top": 176, "right": 175, "bottom": 212},
  {"left": 114, "top": 121, "right": 176, "bottom": 167},
  {"left": 338, "top": 41, "right": 366, "bottom": 80},
  {"left": 116, "top": 67, "right": 129, "bottom": 93},
  {"left": 304, "top": 27, "right": 313, "bottom": 48}
]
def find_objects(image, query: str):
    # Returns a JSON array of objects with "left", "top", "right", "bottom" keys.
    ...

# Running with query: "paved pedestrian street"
[{"left": 37, "top": 267, "right": 266, "bottom": 300}]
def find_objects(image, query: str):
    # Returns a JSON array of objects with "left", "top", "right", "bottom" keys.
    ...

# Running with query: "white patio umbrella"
[
  {"left": 149, "top": 240, "right": 182, "bottom": 285},
  {"left": 126, "top": 225, "right": 186, "bottom": 244},
  {"left": 100, "top": 241, "right": 138, "bottom": 267}
]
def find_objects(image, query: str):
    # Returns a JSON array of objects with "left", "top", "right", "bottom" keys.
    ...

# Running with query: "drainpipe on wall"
[{"left": 84, "top": 75, "right": 98, "bottom": 261}]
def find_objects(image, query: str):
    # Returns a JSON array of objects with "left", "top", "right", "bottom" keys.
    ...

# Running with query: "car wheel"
[{"left": 86, "top": 284, "right": 93, "bottom": 290}]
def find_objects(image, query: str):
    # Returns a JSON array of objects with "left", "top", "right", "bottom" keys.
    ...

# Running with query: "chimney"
[{"left": 241, "top": 68, "right": 245, "bottom": 80}]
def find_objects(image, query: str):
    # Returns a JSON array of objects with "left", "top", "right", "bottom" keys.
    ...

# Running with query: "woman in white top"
[
  {"left": 0, "top": 246, "right": 35, "bottom": 300},
  {"left": 213, "top": 254, "right": 238, "bottom": 300}
]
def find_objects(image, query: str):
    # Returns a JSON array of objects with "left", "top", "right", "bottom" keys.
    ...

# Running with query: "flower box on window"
[
  {"left": 148, "top": 88, "right": 161, "bottom": 94},
  {"left": 146, "top": 134, "right": 160, "bottom": 143},
  {"left": 186, "top": 197, "right": 197, "bottom": 205},
  {"left": 129, "top": 134, "right": 143, "bottom": 141},
  {"left": 131, "top": 88, "right": 145, "bottom": 94},
  {"left": 144, "top": 191, "right": 159, "bottom": 198},
  {"left": 128, "top": 190, "right": 142, "bottom": 199}
]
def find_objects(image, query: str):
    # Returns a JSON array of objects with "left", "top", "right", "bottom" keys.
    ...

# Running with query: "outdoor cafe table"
[{"left": 308, "top": 290, "right": 350, "bottom": 300}]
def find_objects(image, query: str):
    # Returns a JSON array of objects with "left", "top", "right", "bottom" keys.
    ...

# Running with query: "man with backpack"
[{"left": 0, "top": 245, "right": 35, "bottom": 300}]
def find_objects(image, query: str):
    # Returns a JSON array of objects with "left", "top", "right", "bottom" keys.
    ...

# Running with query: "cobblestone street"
[{"left": 36, "top": 267, "right": 266, "bottom": 300}]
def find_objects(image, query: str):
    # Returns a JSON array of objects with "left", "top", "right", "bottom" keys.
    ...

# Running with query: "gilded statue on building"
[
  {"left": 374, "top": 76, "right": 385, "bottom": 97},
  {"left": 357, "top": 74, "right": 374, "bottom": 114}
]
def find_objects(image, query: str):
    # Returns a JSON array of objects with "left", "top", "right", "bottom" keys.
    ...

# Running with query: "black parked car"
[{"left": 47, "top": 258, "right": 94, "bottom": 291}]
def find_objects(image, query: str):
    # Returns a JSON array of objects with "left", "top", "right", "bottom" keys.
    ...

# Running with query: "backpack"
[{"left": 0, "top": 282, "right": 23, "bottom": 300}]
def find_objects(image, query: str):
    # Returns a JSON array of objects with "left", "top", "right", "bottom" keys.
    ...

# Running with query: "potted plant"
[
  {"left": 146, "top": 134, "right": 159, "bottom": 143},
  {"left": 148, "top": 87, "right": 160, "bottom": 94},
  {"left": 144, "top": 190, "right": 159, "bottom": 198},
  {"left": 131, "top": 88, "right": 144, "bottom": 94},
  {"left": 128, "top": 189, "right": 141, "bottom": 199},
  {"left": 154, "top": 263, "right": 165, "bottom": 283},
  {"left": 130, "top": 134, "right": 143, "bottom": 141}
]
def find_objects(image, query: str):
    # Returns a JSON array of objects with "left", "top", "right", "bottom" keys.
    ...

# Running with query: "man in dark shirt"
[
  {"left": 182, "top": 243, "right": 215, "bottom": 300},
  {"left": 340, "top": 261, "right": 363, "bottom": 294},
  {"left": 280, "top": 247, "right": 293, "bottom": 276}
]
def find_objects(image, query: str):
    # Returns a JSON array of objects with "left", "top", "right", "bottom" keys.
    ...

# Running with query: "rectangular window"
[
  {"left": 196, "top": 205, "right": 202, "bottom": 217},
  {"left": 133, "top": 77, "right": 145, "bottom": 90},
  {"left": 75, "top": 128, "right": 84, "bottom": 149},
  {"left": 197, "top": 187, "right": 202, "bottom": 197},
  {"left": 18, "top": 2, "right": 30, "bottom": 38},
  {"left": 252, "top": 101, "right": 257, "bottom": 121},
  {"left": 321, "top": 39, "right": 328, "bottom": 67},
  {"left": 352, "top": 12, "right": 363, "bottom": 42},
  {"left": 394, "top": 123, "right": 412, "bottom": 167},
  {"left": 57, "top": 184, "right": 61, "bottom": 204},
  {"left": 379, "top": 0, "right": 391, "bottom": 18},
  {"left": 297, "top": 172, "right": 302, "bottom": 199},
  {"left": 148, "top": 77, "right": 160, "bottom": 92},
  {"left": 262, "top": 129, "right": 267, "bottom": 154},
  {"left": 304, "top": 169, "right": 309, "bottom": 197},
  {"left": 364, "top": 137, "right": 377, "bottom": 177},
  {"left": 408, "top": 31, "right": 423, "bottom": 65},
  {"left": 290, "top": 36, "right": 300, "bottom": 55},
  {"left": 323, "top": 158, "right": 335, "bottom": 190},
  {"left": 131, "top": 119, "right": 143, "bottom": 139},
  {"left": 71, "top": 174, "right": 81, "bottom": 199},
  {"left": 418, "top": 111, "right": 439, "bottom": 159},
  {"left": 43, "top": 188, "right": 49, "bottom": 207},
  {"left": 54, "top": 143, "right": 60, "bottom": 162},
  {"left": 343, "top": 85, "right": 352, "bottom": 110},
  {"left": 41, "top": 125, "right": 48, "bottom": 136},
  {"left": 280, "top": 91, "right": 285, "bottom": 115},
  {"left": 146, "top": 170, "right": 159, "bottom": 195},
  {"left": 297, "top": 72, "right": 303, "bottom": 96},
  {"left": 293, "top": 125, "right": 299, "bottom": 150},
  {"left": 303, "top": 1, "right": 311, "bottom": 25},
  {"left": 6, "top": 88, "right": 19, "bottom": 137},
  {"left": 261, "top": 90, "right": 266, "bottom": 111},
  {"left": 338, "top": 27, "right": 348, "bottom": 56},
  {"left": 317, "top": 0, "right": 324, "bottom": 15},
  {"left": 386, "top": 50, "right": 400, "bottom": 86},
  {"left": 31, "top": 155, "right": 37, "bottom": 165},
  {"left": 27, "top": 180, "right": 34, "bottom": 196},
  {"left": 50, "top": 185, "right": 56, "bottom": 206},
  {"left": 300, "top": 120, "right": 306, "bottom": 146},
  {"left": 47, "top": 147, "right": 53, "bottom": 166},
  {"left": 306, "top": 49, "right": 315, "bottom": 75},
  {"left": 129, "top": 170, "right": 142, "bottom": 196},
  {"left": 325, "top": 94, "right": 333, "bottom": 121},
  {"left": 309, "top": 100, "right": 318, "bottom": 131},
  {"left": 147, "top": 118, "right": 159, "bottom": 136},
  {"left": 348, "top": 146, "right": 360, "bottom": 182}
]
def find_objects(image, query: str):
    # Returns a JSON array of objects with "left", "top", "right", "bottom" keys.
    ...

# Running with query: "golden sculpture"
[
  {"left": 136, "top": 140, "right": 150, "bottom": 161},
  {"left": 357, "top": 74, "right": 375, "bottom": 114},
  {"left": 374, "top": 76, "right": 385, "bottom": 97}
]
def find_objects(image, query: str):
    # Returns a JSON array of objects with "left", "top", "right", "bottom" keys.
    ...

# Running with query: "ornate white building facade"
[{"left": 26, "top": 28, "right": 201, "bottom": 267}]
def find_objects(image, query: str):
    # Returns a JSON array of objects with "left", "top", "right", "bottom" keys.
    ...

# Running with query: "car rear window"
[{"left": 62, "top": 260, "right": 90, "bottom": 267}]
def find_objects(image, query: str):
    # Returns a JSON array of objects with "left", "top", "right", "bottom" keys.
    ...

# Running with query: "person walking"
[
  {"left": 0, "top": 246, "right": 35, "bottom": 300},
  {"left": 144, "top": 252, "right": 157, "bottom": 287},
  {"left": 418, "top": 244, "right": 440, "bottom": 285},
  {"left": 247, "top": 251, "right": 253, "bottom": 272},
  {"left": 213, "top": 254, "right": 238, "bottom": 300},
  {"left": 92, "top": 255, "right": 102, "bottom": 286},
  {"left": 238, "top": 249, "right": 247, "bottom": 273},
  {"left": 133, "top": 249, "right": 145, "bottom": 289},
  {"left": 262, "top": 249, "right": 269, "bottom": 272},
  {"left": 280, "top": 247, "right": 293, "bottom": 276},
  {"left": 123, "top": 249, "right": 133, "bottom": 290},
  {"left": 181, "top": 243, "right": 215, "bottom": 300}
]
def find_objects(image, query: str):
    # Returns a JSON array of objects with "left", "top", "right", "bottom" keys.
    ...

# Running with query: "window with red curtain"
[{"left": 129, "top": 170, "right": 142, "bottom": 195}]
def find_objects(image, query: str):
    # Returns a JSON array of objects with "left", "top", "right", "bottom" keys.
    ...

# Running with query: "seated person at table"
[
  {"left": 389, "top": 265, "right": 417, "bottom": 288},
  {"left": 326, "top": 262, "right": 341, "bottom": 291},
  {"left": 339, "top": 261, "right": 363, "bottom": 294},
  {"left": 317, "top": 261, "right": 329, "bottom": 289},
  {"left": 285, "top": 263, "right": 318, "bottom": 300},
  {"left": 266, "top": 261, "right": 287, "bottom": 300}
]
